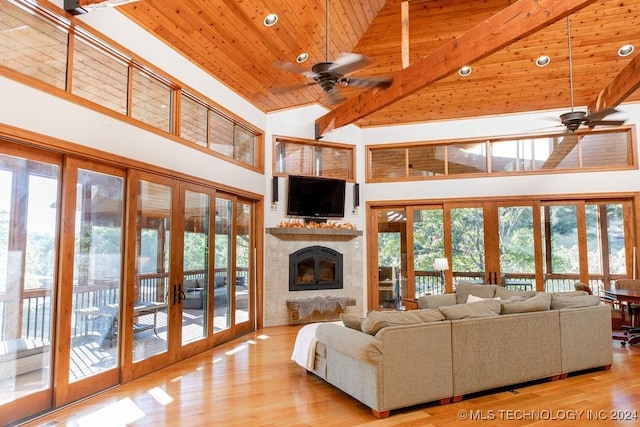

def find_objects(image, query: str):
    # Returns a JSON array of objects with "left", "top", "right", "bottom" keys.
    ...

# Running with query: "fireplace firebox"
[{"left": 289, "top": 246, "right": 343, "bottom": 291}]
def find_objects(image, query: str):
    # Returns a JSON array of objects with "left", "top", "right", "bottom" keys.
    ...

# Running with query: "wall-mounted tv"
[{"left": 287, "top": 175, "right": 346, "bottom": 219}]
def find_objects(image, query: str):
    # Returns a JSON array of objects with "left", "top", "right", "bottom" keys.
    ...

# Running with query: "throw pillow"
[
  {"left": 455, "top": 281, "right": 498, "bottom": 304},
  {"left": 466, "top": 294, "right": 500, "bottom": 303},
  {"left": 339, "top": 313, "right": 363, "bottom": 331},
  {"left": 438, "top": 299, "right": 501, "bottom": 320},
  {"left": 550, "top": 294, "right": 601, "bottom": 310},
  {"left": 500, "top": 293, "right": 551, "bottom": 314},
  {"left": 360, "top": 309, "right": 445, "bottom": 335},
  {"left": 495, "top": 286, "right": 536, "bottom": 300}
]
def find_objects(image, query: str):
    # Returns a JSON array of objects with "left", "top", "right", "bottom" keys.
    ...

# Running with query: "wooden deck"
[{"left": 19, "top": 326, "right": 640, "bottom": 426}]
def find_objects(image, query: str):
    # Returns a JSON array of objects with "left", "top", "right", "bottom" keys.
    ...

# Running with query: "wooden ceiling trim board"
[
  {"left": 588, "top": 53, "right": 640, "bottom": 114},
  {"left": 315, "top": 0, "right": 599, "bottom": 138}
]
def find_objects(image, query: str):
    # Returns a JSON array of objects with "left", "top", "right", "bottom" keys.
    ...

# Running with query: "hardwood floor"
[{"left": 21, "top": 325, "right": 640, "bottom": 426}]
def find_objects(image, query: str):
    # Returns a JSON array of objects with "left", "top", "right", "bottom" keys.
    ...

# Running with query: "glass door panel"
[
  {"left": 375, "top": 209, "right": 407, "bottom": 310},
  {"left": 585, "top": 202, "right": 628, "bottom": 294},
  {"left": 412, "top": 208, "right": 445, "bottom": 295},
  {"left": 181, "top": 190, "right": 209, "bottom": 346},
  {"left": 498, "top": 206, "right": 536, "bottom": 291},
  {"left": 450, "top": 207, "right": 485, "bottom": 286},
  {"left": 235, "top": 201, "right": 252, "bottom": 329},
  {"left": 542, "top": 204, "right": 580, "bottom": 293},
  {"left": 69, "top": 169, "right": 124, "bottom": 380},
  {"left": 214, "top": 197, "right": 233, "bottom": 333},
  {"left": 133, "top": 180, "right": 171, "bottom": 362},
  {"left": 0, "top": 150, "right": 59, "bottom": 425}
]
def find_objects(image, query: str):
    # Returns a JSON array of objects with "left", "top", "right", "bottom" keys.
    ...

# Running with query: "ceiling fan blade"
[
  {"left": 326, "top": 53, "right": 368, "bottom": 76},
  {"left": 273, "top": 61, "right": 316, "bottom": 79},
  {"left": 587, "top": 119, "right": 626, "bottom": 128},
  {"left": 340, "top": 76, "right": 393, "bottom": 89},
  {"left": 324, "top": 88, "right": 345, "bottom": 105},
  {"left": 585, "top": 107, "right": 618, "bottom": 122}
]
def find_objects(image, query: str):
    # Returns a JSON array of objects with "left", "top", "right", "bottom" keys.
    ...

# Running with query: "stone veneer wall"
[{"left": 264, "top": 229, "right": 364, "bottom": 326}]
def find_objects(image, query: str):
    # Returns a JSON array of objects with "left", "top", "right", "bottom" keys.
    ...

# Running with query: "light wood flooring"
[{"left": 21, "top": 325, "right": 640, "bottom": 427}]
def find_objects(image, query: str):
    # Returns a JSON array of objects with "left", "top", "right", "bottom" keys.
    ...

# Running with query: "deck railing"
[{"left": 2, "top": 267, "right": 250, "bottom": 342}]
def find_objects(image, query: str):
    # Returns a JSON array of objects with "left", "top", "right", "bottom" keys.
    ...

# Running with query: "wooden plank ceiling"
[{"left": 109, "top": 0, "right": 640, "bottom": 129}]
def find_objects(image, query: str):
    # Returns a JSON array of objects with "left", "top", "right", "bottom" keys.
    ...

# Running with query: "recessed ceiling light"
[
  {"left": 296, "top": 53, "right": 308, "bottom": 63},
  {"left": 618, "top": 44, "right": 634, "bottom": 57},
  {"left": 535, "top": 55, "right": 551, "bottom": 67},
  {"left": 263, "top": 13, "right": 278, "bottom": 27},
  {"left": 458, "top": 66, "right": 472, "bottom": 77}
]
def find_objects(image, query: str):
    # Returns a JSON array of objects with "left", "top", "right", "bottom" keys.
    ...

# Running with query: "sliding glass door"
[
  {"left": 56, "top": 159, "right": 125, "bottom": 406},
  {"left": 0, "top": 143, "right": 60, "bottom": 425}
]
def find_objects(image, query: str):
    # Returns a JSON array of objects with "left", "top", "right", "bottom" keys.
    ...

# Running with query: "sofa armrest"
[
  {"left": 558, "top": 304, "right": 613, "bottom": 373},
  {"left": 316, "top": 323, "right": 382, "bottom": 362}
]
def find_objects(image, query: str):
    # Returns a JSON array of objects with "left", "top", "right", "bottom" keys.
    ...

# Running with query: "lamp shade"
[{"left": 433, "top": 257, "right": 449, "bottom": 271}]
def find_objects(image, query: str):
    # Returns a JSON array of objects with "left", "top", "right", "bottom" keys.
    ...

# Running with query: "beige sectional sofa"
[{"left": 309, "top": 283, "right": 613, "bottom": 418}]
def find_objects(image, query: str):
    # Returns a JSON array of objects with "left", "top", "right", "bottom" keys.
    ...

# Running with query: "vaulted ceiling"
[{"left": 102, "top": 0, "right": 640, "bottom": 131}]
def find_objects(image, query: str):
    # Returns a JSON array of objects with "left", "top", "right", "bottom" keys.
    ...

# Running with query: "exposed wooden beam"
[
  {"left": 588, "top": 53, "right": 640, "bottom": 114},
  {"left": 314, "top": 0, "right": 598, "bottom": 139}
]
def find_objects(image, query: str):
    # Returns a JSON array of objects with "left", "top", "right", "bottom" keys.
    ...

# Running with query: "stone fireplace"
[
  {"left": 264, "top": 227, "right": 363, "bottom": 326},
  {"left": 289, "top": 246, "right": 343, "bottom": 291}
]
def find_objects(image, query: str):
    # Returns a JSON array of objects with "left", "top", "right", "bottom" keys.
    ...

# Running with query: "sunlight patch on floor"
[
  {"left": 147, "top": 386, "right": 173, "bottom": 406},
  {"left": 75, "top": 397, "right": 144, "bottom": 426},
  {"left": 225, "top": 344, "right": 248, "bottom": 356}
]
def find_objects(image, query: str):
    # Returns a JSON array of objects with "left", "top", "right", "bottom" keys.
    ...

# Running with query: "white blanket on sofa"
[{"left": 291, "top": 321, "right": 342, "bottom": 370}]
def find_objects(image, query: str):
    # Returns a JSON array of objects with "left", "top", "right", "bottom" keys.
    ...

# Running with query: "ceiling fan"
[
  {"left": 557, "top": 16, "right": 625, "bottom": 132},
  {"left": 273, "top": 0, "right": 393, "bottom": 105}
]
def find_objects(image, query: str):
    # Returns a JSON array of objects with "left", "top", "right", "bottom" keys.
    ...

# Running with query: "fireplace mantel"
[{"left": 266, "top": 227, "right": 362, "bottom": 238}]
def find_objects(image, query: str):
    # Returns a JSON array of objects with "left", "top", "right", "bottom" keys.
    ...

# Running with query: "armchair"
[{"left": 183, "top": 279, "right": 204, "bottom": 310}]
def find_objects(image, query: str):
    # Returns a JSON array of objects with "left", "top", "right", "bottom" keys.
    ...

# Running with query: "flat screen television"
[{"left": 287, "top": 175, "right": 346, "bottom": 219}]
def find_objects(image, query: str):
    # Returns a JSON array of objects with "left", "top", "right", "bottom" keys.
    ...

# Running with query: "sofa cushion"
[
  {"left": 360, "top": 309, "right": 445, "bottom": 335},
  {"left": 551, "top": 294, "right": 601, "bottom": 310},
  {"left": 466, "top": 294, "right": 500, "bottom": 303},
  {"left": 501, "top": 293, "right": 551, "bottom": 314},
  {"left": 550, "top": 290, "right": 587, "bottom": 297},
  {"left": 455, "top": 281, "right": 498, "bottom": 304},
  {"left": 340, "top": 313, "right": 363, "bottom": 331},
  {"left": 418, "top": 293, "right": 457, "bottom": 309},
  {"left": 495, "top": 286, "right": 536, "bottom": 300},
  {"left": 439, "top": 299, "right": 501, "bottom": 320}
]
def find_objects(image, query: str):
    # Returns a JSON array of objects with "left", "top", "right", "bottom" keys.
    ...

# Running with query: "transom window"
[
  {"left": 274, "top": 136, "right": 354, "bottom": 181},
  {"left": 367, "top": 128, "right": 634, "bottom": 181},
  {"left": 0, "top": 0, "right": 262, "bottom": 170}
]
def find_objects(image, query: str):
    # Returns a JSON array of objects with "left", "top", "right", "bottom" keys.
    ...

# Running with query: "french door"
[
  {"left": 125, "top": 172, "right": 219, "bottom": 378},
  {"left": 212, "top": 193, "right": 255, "bottom": 344},
  {"left": 0, "top": 138, "right": 257, "bottom": 424},
  {"left": 370, "top": 196, "right": 637, "bottom": 307}
]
